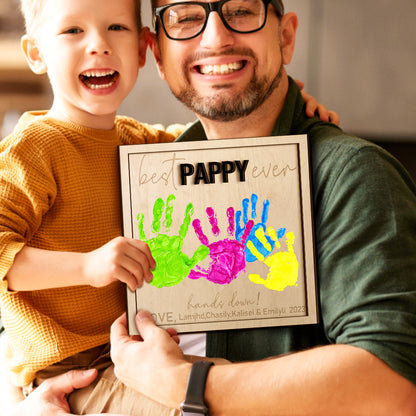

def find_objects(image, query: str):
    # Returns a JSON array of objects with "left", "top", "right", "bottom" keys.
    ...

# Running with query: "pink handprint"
[{"left": 188, "top": 207, "right": 254, "bottom": 284}]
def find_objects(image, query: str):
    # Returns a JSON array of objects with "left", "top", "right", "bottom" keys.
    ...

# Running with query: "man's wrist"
[{"left": 180, "top": 361, "right": 214, "bottom": 415}]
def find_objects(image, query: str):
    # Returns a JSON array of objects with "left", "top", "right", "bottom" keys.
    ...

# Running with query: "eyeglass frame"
[{"left": 153, "top": 0, "right": 284, "bottom": 41}]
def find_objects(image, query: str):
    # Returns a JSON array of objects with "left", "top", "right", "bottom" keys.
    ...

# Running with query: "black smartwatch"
[{"left": 180, "top": 361, "right": 214, "bottom": 416}]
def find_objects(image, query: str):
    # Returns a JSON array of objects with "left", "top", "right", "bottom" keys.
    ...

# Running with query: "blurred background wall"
[{"left": 1, "top": 0, "right": 415, "bottom": 174}]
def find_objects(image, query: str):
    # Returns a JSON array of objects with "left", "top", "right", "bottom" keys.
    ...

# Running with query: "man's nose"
[
  {"left": 199, "top": 11, "right": 234, "bottom": 49},
  {"left": 86, "top": 32, "right": 112, "bottom": 55}
]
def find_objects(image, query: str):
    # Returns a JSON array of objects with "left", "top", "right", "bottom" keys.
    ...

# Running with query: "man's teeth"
[{"left": 199, "top": 62, "right": 243, "bottom": 75}]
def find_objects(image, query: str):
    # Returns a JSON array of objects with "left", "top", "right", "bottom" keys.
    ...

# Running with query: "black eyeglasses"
[{"left": 153, "top": 0, "right": 283, "bottom": 41}]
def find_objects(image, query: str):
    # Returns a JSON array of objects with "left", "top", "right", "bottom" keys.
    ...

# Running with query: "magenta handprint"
[{"left": 188, "top": 207, "right": 254, "bottom": 284}]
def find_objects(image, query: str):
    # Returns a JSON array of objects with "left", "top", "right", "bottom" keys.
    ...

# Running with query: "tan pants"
[{"left": 27, "top": 344, "right": 180, "bottom": 416}]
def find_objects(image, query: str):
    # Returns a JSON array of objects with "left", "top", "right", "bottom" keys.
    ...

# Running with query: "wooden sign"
[{"left": 119, "top": 136, "right": 318, "bottom": 335}]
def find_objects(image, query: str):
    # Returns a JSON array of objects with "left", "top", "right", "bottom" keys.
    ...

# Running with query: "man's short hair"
[{"left": 272, "top": 0, "right": 284, "bottom": 15}]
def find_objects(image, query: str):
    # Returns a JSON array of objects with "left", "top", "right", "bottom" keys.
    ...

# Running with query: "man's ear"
[
  {"left": 21, "top": 35, "right": 48, "bottom": 74},
  {"left": 146, "top": 30, "right": 166, "bottom": 81},
  {"left": 280, "top": 12, "right": 298, "bottom": 66}
]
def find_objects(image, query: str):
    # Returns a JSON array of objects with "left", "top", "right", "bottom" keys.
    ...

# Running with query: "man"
[
  {"left": 110, "top": 0, "right": 416, "bottom": 414},
  {"left": 9, "top": 0, "right": 416, "bottom": 415}
]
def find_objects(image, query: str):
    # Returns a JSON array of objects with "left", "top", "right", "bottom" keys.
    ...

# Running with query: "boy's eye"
[
  {"left": 109, "top": 24, "right": 128, "bottom": 31},
  {"left": 62, "top": 27, "right": 82, "bottom": 34}
]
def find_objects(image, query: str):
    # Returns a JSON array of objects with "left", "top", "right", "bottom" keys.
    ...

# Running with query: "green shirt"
[{"left": 176, "top": 78, "right": 416, "bottom": 385}]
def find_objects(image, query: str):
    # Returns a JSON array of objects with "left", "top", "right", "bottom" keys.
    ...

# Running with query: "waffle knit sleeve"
[{"left": 0, "top": 121, "right": 58, "bottom": 290}]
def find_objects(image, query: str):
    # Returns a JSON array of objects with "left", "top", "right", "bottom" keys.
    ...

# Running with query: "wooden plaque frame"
[{"left": 119, "top": 135, "right": 318, "bottom": 335}]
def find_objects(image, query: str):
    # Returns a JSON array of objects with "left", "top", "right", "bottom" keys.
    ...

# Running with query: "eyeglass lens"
[{"left": 161, "top": 0, "right": 267, "bottom": 39}]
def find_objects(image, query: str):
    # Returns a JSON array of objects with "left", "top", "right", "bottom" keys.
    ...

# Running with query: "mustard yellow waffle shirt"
[{"left": 0, "top": 112, "right": 181, "bottom": 386}]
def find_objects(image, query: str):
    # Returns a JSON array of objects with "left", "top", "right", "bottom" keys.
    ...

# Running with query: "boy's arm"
[{"left": 6, "top": 237, "right": 155, "bottom": 292}]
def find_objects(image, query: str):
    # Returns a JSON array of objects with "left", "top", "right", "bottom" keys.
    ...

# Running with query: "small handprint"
[
  {"left": 236, "top": 194, "right": 286, "bottom": 262},
  {"left": 188, "top": 207, "right": 254, "bottom": 284},
  {"left": 247, "top": 229, "right": 299, "bottom": 291},
  {"left": 137, "top": 195, "right": 209, "bottom": 288}
]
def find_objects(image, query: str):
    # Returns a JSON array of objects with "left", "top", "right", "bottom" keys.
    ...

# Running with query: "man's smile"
[{"left": 196, "top": 60, "right": 245, "bottom": 75}]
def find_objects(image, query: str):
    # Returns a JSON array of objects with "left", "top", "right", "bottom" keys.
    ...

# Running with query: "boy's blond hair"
[{"left": 21, "top": 0, "right": 143, "bottom": 36}]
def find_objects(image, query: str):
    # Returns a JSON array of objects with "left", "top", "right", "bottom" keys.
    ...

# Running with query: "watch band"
[{"left": 180, "top": 361, "right": 214, "bottom": 416}]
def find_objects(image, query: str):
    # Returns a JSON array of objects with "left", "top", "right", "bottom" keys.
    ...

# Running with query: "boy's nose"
[
  {"left": 89, "top": 49, "right": 111, "bottom": 55},
  {"left": 87, "top": 34, "right": 112, "bottom": 55}
]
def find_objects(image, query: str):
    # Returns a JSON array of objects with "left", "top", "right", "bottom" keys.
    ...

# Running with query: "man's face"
[{"left": 152, "top": 0, "right": 287, "bottom": 122}]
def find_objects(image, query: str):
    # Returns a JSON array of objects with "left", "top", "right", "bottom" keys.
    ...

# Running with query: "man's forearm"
[
  {"left": 204, "top": 345, "right": 416, "bottom": 416},
  {"left": 111, "top": 314, "right": 416, "bottom": 416}
]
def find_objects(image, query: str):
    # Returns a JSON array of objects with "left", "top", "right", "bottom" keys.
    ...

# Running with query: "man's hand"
[
  {"left": 111, "top": 312, "right": 190, "bottom": 409},
  {"left": 10, "top": 369, "right": 126, "bottom": 416}
]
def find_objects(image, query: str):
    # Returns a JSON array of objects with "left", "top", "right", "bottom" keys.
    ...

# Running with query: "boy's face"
[{"left": 24, "top": 0, "right": 145, "bottom": 129}]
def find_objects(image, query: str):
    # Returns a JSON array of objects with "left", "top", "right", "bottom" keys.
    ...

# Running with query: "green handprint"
[
  {"left": 247, "top": 228, "right": 299, "bottom": 291},
  {"left": 137, "top": 195, "right": 209, "bottom": 288}
]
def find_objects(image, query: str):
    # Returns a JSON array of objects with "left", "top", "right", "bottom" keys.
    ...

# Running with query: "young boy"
[
  {"left": 0, "top": 0, "right": 335, "bottom": 413},
  {"left": 0, "top": 0, "right": 184, "bottom": 414}
]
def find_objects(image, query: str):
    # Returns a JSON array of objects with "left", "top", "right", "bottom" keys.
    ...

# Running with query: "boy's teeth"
[
  {"left": 199, "top": 62, "right": 243, "bottom": 75},
  {"left": 80, "top": 70, "right": 119, "bottom": 89},
  {"left": 82, "top": 70, "right": 116, "bottom": 77},
  {"left": 88, "top": 82, "right": 114, "bottom": 89}
]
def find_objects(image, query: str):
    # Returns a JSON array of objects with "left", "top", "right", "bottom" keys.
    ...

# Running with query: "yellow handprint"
[{"left": 247, "top": 228, "right": 299, "bottom": 291}]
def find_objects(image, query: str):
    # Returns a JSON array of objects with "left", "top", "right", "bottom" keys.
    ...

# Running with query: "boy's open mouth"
[{"left": 79, "top": 70, "right": 120, "bottom": 89}]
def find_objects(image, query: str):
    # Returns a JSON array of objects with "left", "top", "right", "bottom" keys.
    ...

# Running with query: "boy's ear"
[
  {"left": 138, "top": 27, "right": 150, "bottom": 69},
  {"left": 280, "top": 12, "right": 298, "bottom": 66},
  {"left": 146, "top": 30, "right": 166, "bottom": 81},
  {"left": 21, "top": 35, "right": 48, "bottom": 74}
]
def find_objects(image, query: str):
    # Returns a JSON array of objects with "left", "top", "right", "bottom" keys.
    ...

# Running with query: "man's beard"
[{"left": 169, "top": 53, "right": 284, "bottom": 122}]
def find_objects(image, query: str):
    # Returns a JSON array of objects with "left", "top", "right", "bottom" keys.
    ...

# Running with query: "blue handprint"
[{"left": 236, "top": 194, "right": 286, "bottom": 262}]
